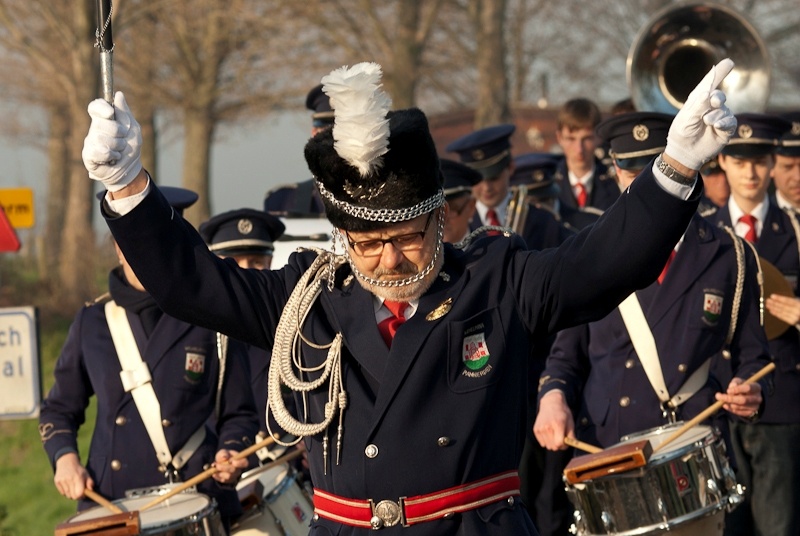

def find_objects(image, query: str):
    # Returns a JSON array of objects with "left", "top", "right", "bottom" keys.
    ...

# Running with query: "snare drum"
[
  {"left": 63, "top": 488, "right": 224, "bottom": 535},
  {"left": 566, "top": 423, "right": 743, "bottom": 536},
  {"left": 232, "top": 463, "right": 313, "bottom": 536}
]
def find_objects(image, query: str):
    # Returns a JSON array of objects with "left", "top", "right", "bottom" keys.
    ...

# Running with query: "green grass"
[{"left": 0, "top": 316, "right": 97, "bottom": 535}]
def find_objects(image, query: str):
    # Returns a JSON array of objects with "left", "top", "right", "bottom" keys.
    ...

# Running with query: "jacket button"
[
  {"left": 162, "top": 419, "right": 172, "bottom": 427},
  {"left": 619, "top": 396, "right": 630, "bottom": 407},
  {"left": 110, "top": 460, "right": 122, "bottom": 471},
  {"left": 437, "top": 437, "right": 451, "bottom": 447},
  {"left": 115, "top": 416, "right": 127, "bottom": 426},
  {"left": 580, "top": 417, "right": 589, "bottom": 426},
  {"left": 365, "top": 444, "right": 379, "bottom": 459},
  {"left": 625, "top": 359, "right": 635, "bottom": 369},
  {"left": 677, "top": 364, "right": 687, "bottom": 373}
]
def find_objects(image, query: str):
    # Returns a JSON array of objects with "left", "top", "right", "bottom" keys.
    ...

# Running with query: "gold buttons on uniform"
[
  {"left": 110, "top": 460, "right": 121, "bottom": 471},
  {"left": 162, "top": 419, "right": 172, "bottom": 427},
  {"left": 365, "top": 444, "right": 379, "bottom": 458},
  {"left": 625, "top": 359, "right": 635, "bottom": 369},
  {"left": 619, "top": 397, "right": 630, "bottom": 407},
  {"left": 677, "top": 364, "right": 687, "bottom": 372},
  {"left": 580, "top": 417, "right": 589, "bottom": 426},
  {"left": 437, "top": 437, "right": 451, "bottom": 447},
  {"left": 115, "top": 416, "right": 126, "bottom": 426}
]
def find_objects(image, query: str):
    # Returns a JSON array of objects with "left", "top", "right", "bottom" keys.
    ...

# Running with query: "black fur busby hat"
[{"left": 304, "top": 63, "right": 444, "bottom": 232}]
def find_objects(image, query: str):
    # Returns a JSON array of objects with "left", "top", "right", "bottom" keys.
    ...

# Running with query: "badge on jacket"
[
  {"left": 462, "top": 333, "right": 491, "bottom": 376},
  {"left": 185, "top": 351, "right": 206, "bottom": 382},
  {"left": 703, "top": 291, "right": 723, "bottom": 326}
]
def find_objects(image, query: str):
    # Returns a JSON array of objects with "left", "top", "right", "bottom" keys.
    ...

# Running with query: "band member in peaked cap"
[
  {"left": 446, "top": 124, "right": 573, "bottom": 249},
  {"left": 439, "top": 158, "right": 481, "bottom": 243},
  {"left": 706, "top": 112, "right": 800, "bottom": 536},
  {"left": 40, "top": 187, "right": 258, "bottom": 531}
]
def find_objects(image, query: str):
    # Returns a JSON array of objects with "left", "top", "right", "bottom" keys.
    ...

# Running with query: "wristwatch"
[{"left": 655, "top": 155, "right": 695, "bottom": 186}]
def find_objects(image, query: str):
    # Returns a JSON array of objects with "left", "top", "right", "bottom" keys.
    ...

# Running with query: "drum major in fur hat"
[{"left": 304, "top": 63, "right": 444, "bottom": 233}]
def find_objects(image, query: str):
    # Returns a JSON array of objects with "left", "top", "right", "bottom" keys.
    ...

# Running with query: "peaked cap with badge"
[
  {"left": 199, "top": 208, "right": 285, "bottom": 257},
  {"left": 510, "top": 153, "right": 561, "bottom": 199},
  {"left": 595, "top": 112, "right": 673, "bottom": 171},
  {"left": 446, "top": 124, "right": 516, "bottom": 180},
  {"left": 776, "top": 111, "right": 800, "bottom": 157},
  {"left": 306, "top": 83, "right": 335, "bottom": 129},
  {"left": 304, "top": 63, "right": 444, "bottom": 233},
  {"left": 440, "top": 158, "right": 482, "bottom": 200},
  {"left": 721, "top": 113, "right": 792, "bottom": 158}
]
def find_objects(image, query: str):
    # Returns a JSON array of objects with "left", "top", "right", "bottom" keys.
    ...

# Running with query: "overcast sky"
[{"left": 0, "top": 110, "right": 312, "bottom": 235}]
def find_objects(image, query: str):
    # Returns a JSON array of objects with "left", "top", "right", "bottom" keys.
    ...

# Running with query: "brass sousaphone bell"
[{"left": 627, "top": 2, "right": 771, "bottom": 114}]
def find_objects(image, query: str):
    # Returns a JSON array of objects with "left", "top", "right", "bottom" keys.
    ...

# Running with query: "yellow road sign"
[{"left": 0, "top": 188, "right": 34, "bottom": 228}]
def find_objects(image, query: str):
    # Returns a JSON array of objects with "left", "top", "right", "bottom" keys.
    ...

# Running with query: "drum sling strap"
[
  {"left": 618, "top": 229, "right": 746, "bottom": 418},
  {"left": 618, "top": 294, "right": 711, "bottom": 415},
  {"left": 105, "top": 300, "right": 206, "bottom": 472}
]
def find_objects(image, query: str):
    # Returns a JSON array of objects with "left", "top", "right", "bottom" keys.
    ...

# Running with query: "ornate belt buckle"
[{"left": 370, "top": 498, "right": 405, "bottom": 529}]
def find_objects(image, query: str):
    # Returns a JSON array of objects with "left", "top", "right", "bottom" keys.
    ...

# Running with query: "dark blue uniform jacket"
[{"left": 105, "top": 170, "right": 700, "bottom": 535}]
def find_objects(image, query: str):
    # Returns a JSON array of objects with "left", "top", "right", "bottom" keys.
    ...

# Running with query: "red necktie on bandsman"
[
  {"left": 486, "top": 209, "right": 502, "bottom": 236},
  {"left": 657, "top": 250, "right": 676, "bottom": 284},
  {"left": 378, "top": 301, "right": 409, "bottom": 347},
  {"left": 575, "top": 183, "right": 588, "bottom": 208},
  {"left": 739, "top": 214, "right": 758, "bottom": 243}
]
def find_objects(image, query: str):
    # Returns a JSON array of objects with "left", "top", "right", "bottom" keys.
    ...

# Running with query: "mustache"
[{"left": 373, "top": 264, "right": 418, "bottom": 278}]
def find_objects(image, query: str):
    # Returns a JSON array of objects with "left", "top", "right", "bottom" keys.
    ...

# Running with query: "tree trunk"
[
  {"left": 43, "top": 104, "right": 70, "bottom": 279},
  {"left": 473, "top": 0, "right": 510, "bottom": 128},
  {"left": 181, "top": 110, "right": 215, "bottom": 225}
]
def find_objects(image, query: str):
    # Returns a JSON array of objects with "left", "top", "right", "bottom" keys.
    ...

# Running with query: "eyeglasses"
[{"left": 346, "top": 212, "right": 434, "bottom": 258}]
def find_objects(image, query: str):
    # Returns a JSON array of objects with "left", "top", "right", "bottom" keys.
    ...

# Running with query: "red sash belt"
[{"left": 313, "top": 470, "right": 520, "bottom": 530}]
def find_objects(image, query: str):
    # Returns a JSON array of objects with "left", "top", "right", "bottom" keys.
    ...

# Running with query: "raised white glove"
[
  {"left": 665, "top": 58, "right": 737, "bottom": 171},
  {"left": 81, "top": 91, "right": 142, "bottom": 192}
]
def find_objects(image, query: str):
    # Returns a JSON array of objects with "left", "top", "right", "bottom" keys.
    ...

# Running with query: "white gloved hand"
[
  {"left": 81, "top": 91, "right": 142, "bottom": 192},
  {"left": 665, "top": 58, "right": 737, "bottom": 171}
]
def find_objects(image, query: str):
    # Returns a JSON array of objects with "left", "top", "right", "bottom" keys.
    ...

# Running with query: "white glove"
[
  {"left": 665, "top": 58, "right": 737, "bottom": 171},
  {"left": 81, "top": 91, "right": 142, "bottom": 192}
]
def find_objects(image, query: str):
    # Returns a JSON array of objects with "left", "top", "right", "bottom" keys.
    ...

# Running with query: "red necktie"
[
  {"left": 657, "top": 250, "right": 676, "bottom": 284},
  {"left": 378, "top": 300, "right": 408, "bottom": 347},
  {"left": 486, "top": 209, "right": 502, "bottom": 236},
  {"left": 575, "top": 183, "right": 588, "bottom": 208},
  {"left": 739, "top": 214, "right": 758, "bottom": 243}
]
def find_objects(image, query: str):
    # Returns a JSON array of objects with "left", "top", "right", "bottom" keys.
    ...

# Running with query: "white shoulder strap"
[
  {"left": 105, "top": 301, "right": 205, "bottom": 470},
  {"left": 618, "top": 293, "right": 710, "bottom": 408}
]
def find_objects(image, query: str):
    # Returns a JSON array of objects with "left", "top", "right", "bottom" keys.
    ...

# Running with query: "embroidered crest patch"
[
  {"left": 185, "top": 352, "right": 206, "bottom": 381},
  {"left": 703, "top": 292, "right": 723, "bottom": 324},
  {"left": 462, "top": 333, "right": 491, "bottom": 371}
]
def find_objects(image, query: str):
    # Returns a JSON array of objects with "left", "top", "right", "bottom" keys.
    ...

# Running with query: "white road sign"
[{"left": 0, "top": 306, "right": 41, "bottom": 420}]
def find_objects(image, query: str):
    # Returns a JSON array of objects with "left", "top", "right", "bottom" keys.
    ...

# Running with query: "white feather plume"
[{"left": 322, "top": 62, "right": 392, "bottom": 177}]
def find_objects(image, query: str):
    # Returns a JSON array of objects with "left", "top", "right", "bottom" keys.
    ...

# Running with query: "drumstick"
[
  {"left": 139, "top": 435, "right": 296, "bottom": 511},
  {"left": 653, "top": 361, "right": 776, "bottom": 453},
  {"left": 563, "top": 436, "right": 602, "bottom": 454},
  {"left": 84, "top": 488, "right": 124, "bottom": 514}
]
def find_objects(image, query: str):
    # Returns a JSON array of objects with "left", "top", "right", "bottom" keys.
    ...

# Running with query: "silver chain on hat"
[{"left": 315, "top": 179, "right": 445, "bottom": 223}]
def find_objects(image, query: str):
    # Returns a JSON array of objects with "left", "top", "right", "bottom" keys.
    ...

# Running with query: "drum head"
[
  {"left": 620, "top": 422, "right": 711, "bottom": 458},
  {"left": 237, "top": 463, "right": 290, "bottom": 495},
  {"left": 69, "top": 493, "right": 211, "bottom": 531}
]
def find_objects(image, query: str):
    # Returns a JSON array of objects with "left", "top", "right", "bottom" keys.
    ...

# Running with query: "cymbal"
[{"left": 759, "top": 257, "right": 794, "bottom": 340}]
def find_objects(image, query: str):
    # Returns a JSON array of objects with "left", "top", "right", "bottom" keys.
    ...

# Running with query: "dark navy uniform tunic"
[
  {"left": 540, "top": 215, "right": 770, "bottom": 448},
  {"left": 709, "top": 203, "right": 800, "bottom": 424},
  {"left": 469, "top": 204, "right": 573, "bottom": 251},
  {"left": 555, "top": 157, "right": 619, "bottom": 212},
  {"left": 39, "top": 272, "right": 258, "bottom": 518},
  {"left": 105, "top": 170, "right": 699, "bottom": 535}
]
